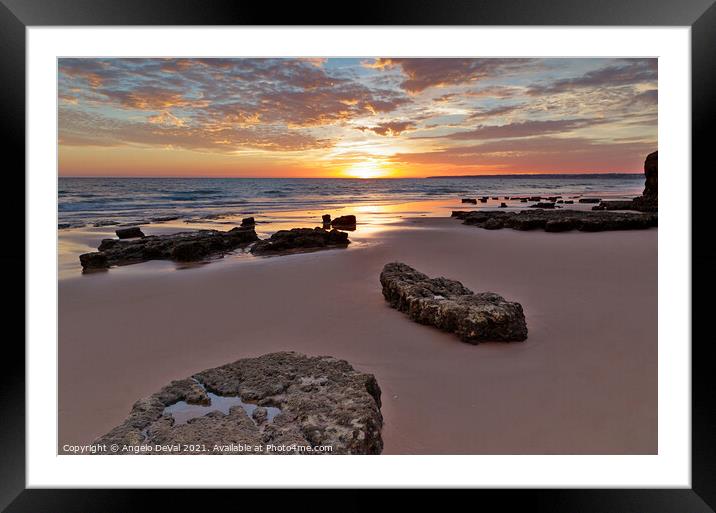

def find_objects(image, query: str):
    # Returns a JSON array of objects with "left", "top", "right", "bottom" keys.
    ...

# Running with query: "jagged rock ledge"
[
  {"left": 380, "top": 262, "right": 528, "bottom": 344},
  {"left": 94, "top": 351, "right": 383, "bottom": 455},
  {"left": 79, "top": 226, "right": 259, "bottom": 270},
  {"left": 451, "top": 209, "right": 657, "bottom": 232},
  {"left": 250, "top": 227, "right": 349, "bottom": 255}
]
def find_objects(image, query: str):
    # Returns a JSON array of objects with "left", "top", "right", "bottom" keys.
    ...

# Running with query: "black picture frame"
[{"left": 2, "top": 0, "right": 713, "bottom": 510}]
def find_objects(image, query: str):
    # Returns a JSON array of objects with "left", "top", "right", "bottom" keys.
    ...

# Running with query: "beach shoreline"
[{"left": 58, "top": 215, "right": 657, "bottom": 454}]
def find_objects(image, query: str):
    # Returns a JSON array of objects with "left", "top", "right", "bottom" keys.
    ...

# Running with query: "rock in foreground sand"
[
  {"left": 94, "top": 352, "right": 383, "bottom": 455},
  {"left": 250, "top": 227, "right": 349, "bottom": 254},
  {"left": 80, "top": 227, "right": 259, "bottom": 270},
  {"left": 380, "top": 262, "right": 528, "bottom": 344}
]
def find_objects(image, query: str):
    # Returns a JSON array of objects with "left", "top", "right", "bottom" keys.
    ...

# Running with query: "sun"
[{"left": 344, "top": 161, "right": 390, "bottom": 179}]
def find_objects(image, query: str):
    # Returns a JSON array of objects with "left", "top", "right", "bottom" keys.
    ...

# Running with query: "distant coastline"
[{"left": 425, "top": 173, "right": 643, "bottom": 179}]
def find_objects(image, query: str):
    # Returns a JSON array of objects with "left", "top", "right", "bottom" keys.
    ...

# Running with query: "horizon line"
[{"left": 58, "top": 172, "right": 646, "bottom": 180}]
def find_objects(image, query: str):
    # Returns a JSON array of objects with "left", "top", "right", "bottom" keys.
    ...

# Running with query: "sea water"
[{"left": 58, "top": 175, "right": 645, "bottom": 228}]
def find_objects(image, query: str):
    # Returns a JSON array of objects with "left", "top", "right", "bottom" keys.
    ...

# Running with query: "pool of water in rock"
[{"left": 163, "top": 386, "right": 281, "bottom": 426}]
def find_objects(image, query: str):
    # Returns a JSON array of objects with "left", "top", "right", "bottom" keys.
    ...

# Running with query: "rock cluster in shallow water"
[
  {"left": 79, "top": 227, "right": 259, "bottom": 270},
  {"left": 451, "top": 209, "right": 657, "bottom": 232},
  {"left": 94, "top": 352, "right": 383, "bottom": 455},
  {"left": 380, "top": 262, "right": 528, "bottom": 344}
]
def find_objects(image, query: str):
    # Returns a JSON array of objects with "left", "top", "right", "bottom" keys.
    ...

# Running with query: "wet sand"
[{"left": 58, "top": 216, "right": 657, "bottom": 454}]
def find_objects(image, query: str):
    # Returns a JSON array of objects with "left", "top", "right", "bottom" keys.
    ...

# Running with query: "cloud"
[
  {"left": 465, "top": 104, "right": 526, "bottom": 121},
  {"left": 147, "top": 110, "right": 186, "bottom": 127},
  {"left": 390, "top": 136, "right": 655, "bottom": 172},
  {"left": 365, "top": 58, "right": 537, "bottom": 93},
  {"left": 59, "top": 58, "right": 412, "bottom": 142},
  {"left": 628, "top": 89, "right": 658, "bottom": 108},
  {"left": 356, "top": 121, "right": 416, "bottom": 136},
  {"left": 527, "top": 59, "right": 656, "bottom": 95},
  {"left": 434, "top": 118, "right": 604, "bottom": 141},
  {"left": 58, "top": 108, "right": 333, "bottom": 152}
]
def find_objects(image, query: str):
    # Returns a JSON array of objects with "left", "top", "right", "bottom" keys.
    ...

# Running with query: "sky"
[{"left": 58, "top": 58, "right": 657, "bottom": 178}]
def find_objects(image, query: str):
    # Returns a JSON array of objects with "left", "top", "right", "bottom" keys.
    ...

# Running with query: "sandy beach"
[{"left": 58, "top": 214, "right": 657, "bottom": 454}]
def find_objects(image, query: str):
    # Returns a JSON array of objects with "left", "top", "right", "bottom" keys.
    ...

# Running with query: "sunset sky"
[{"left": 58, "top": 58, "right": 657, "bottom": 178}]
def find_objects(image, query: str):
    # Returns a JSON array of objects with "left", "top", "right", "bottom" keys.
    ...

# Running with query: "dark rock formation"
[
  {"left": 331, "top": 215, "right": 357, "bottom": 229},
  {"left": 241, "top": 217, "right": 256, "bottom": 227},
  {"left": 461, "top": 198, "right": 477, "bottom": 204},
  {"left": 451, "top": 209, "right": 657, "bottom": 232},
  {"left": 499, "top": 202, "right": 507, "bottom": 208},
  {"left": 322, "top": 214, "right": 332, "bottom": 224},
  {"left": 596, "top": 151, "right": 658, "bottom": 213},
  {"left": 79, "top": 227, "right": 259, "bottom": 270},
  {"left": 643, "top": 150, "right": 658, "bottom": 199},
  {"left": 116, "top": 226, "right": 144, "bottom": 239},
  {"left": 578, "top": 198, "right": 601, "bottom": 204},
  {"left": 380, "top": 262, "right": 528, "bottom": 344},
  {"left": 94, "top": 352, "right": 383, "bottom": 455},
  {"left": 250, "top": 227, "right": 349, "bottom": 255},
  {"left": 530, "top": 202, "right": 556, "bottom": 209}
]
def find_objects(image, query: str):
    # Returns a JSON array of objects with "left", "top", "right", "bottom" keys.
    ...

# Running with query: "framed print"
[{"left": 2, "top": 0, "right": 714, "bottom": 510}]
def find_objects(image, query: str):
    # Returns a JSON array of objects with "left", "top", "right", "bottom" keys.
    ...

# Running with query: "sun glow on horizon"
[{"left": 343, "top": 161, "right": 392, "bottom": 179}]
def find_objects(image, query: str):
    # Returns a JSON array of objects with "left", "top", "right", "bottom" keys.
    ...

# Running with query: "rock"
[
  {"left": 578, "top": 198, "right": 601, "bottom": 204},
  {"left": 461, "top": 198, "right": 477, "bottom": 204},
  {"left": 598, "top": 151, "right": 658, "bottom": 212},
  {"left": 94, "top": 351, "right": 383, "bottom": 455},
  {"left": 491, "top": 196, "right": 499, "bottom": 200},
  {"left": 93, "top": 220, "right": 120, "bottom": 227},
  {"left": 520, "top": 198, "right": 528, "bottom": 203},
  {"left": 563, "top": 200, "right": 574, "bottom": 204},
  {"left": 58, "top": 223, "right": 71, "bottom": 229},
  {"left": 322, "top": 214, "right": 332, "bottom": 224},
  {"left": 483, "top": 218, "right": 505, "bottom": 230},
  {"left": 116, "top": 226, "right": 145, "bottom": 239},
  {"left": 252, "top": 407, "right": 268, "bottom": 425},
  {"left": 499, "top": 202, "right": 507, "bottom": 208},
  {"left": 79, "top": 252, "right": 109, "bottom": 269},
  {"left": 79, "top": 227, "right": 259, "bottom": 270},
  {"left": 151, "top": 216, "right": 180, "bottom": 223},
  {"left": 250, "top": 227, "right": 349, "bottom": 255},
  {"left": 331, "top": 215, "right": 357, "bottom": 229},
  {"left": 380, "top": 262, "right": 527, "bottom": 343},
  {"left": 451, "top": 209, "right": 657, "bottom": 232},
  {"left": 241, "top": 217, "right": 256, "bottom": 227},
  {"left": 479, "top": 198, "right": 487, "bottom": 203},
  {"left": 592, "top": 200, "right": 636, "bottom": 211},
  {"left": 643, "top": 150, "right": 658, "bottom": 200},
  {"left": 530, "top": 202, "right": 556, "bottom": 209},
  {"left": 544, "top": 219, "right": 576, "bottom": 232}
]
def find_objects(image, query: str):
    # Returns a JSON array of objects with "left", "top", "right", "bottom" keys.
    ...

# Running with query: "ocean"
[{"left": 58, "top": 175, "right": 646, "bottom": 228}]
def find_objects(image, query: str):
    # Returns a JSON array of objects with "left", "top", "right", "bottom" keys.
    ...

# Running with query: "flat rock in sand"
[
  {"left": 451, "top": 209, "right": 657, "bottom": 232},
  {"left": 94, "top": 352, "right": 383, "bottom": 455},
  {"left": 250, "top": 227, "right": 349, "bottom": 254},
  {"left": 380, "top": 262, "right": 528, "bottom": 344},
  {"left": 79, "top": 227, "right": 259, "bottom": 270}
]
